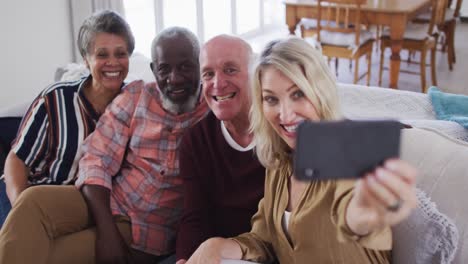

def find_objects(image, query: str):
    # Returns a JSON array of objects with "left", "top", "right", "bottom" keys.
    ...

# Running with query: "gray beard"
[{"left": 160, "top": 87, "right": 201, "bottom": 115}]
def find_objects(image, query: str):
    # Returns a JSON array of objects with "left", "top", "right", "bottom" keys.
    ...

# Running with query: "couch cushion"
[
  {"left": 0, "top": 101, "right": 29, "bottom": 118},
  {"left": 398, "top": 128, "right": 468, "bottom": 263},
  {"left": 300, "top": 18, "right": 338, "bottom": 30},
  {"left": 416, "top": 9, "right": 456, "bottom": 23},
  {"left": 311, "top": 30, "right": 374, "bottom": 48},
  {"left": 337, "top": 83, "right": 436, "bottom": 120},
  {"left": 381, "top": 23, "right": 435, "bottom": 41}
]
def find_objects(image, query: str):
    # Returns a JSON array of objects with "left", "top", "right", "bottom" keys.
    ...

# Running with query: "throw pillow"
[{"left": 392, "top": 189, "right": 459, "bottom": 264}]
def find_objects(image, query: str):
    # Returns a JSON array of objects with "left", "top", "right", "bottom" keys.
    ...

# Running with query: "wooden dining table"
[{"left": 284, "top": 0, "right": 432, "bottom": 89}]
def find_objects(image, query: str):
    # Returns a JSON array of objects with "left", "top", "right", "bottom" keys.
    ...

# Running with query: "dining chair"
[
  {"left": 413, "top": 0, "right": 463, "bottom": 71},
  {"left": 300, "top": 17, "right": 345, "bottom": 75},
  {"left": 309, "top": 0, "right": 374, "bottom": 85},
  {"left": 438, "top": 0, "right": 463, "bottom": 71},
  {"left": 378, "top": 0, "right": 447, "bottom": 93}
]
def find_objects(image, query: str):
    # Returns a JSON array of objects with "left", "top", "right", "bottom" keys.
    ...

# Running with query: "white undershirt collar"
[{"left": 221, "top": 121, "right": 255, "bottom": 152}]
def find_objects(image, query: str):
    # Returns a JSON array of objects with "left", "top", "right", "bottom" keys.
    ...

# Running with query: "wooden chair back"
[
  {"left": 428, "top": 0, "right": 449, "bottom": 35},
  {"left": 453, "top": 0, "right": 464, "bottom": 17},
  {"left": 316, "top": 0, "right": 366, "bottom": 46}
]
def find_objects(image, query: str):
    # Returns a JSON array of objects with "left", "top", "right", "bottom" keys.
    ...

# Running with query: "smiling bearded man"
[{"left": 151, "top": 28, "right": 202, "bottom": 114}]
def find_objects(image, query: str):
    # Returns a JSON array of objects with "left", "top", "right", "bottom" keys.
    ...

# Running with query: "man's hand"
[
  {"left": 95, "top": 226, "right": 130, "bottom": 264},
  {"left": 186, "top": 238, "right": 223, "bottom": 264},
  {"left": 186, "top": 237, "right": 242, "bottom": 264},
  {"left": 176, "top": 259, "right": 187, "bottom": 264},
  {"left": 81, "top": 185, "right": 130, "bottom": 264}
]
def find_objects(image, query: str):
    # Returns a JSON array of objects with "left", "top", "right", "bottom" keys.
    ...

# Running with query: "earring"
[{"left": 166, "top": 79, "right": 170, "bottom": 84}]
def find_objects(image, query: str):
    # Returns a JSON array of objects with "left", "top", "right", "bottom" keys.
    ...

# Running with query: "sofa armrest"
[{"left": 396, "top": 128, "right": 468, "bottom": 263}]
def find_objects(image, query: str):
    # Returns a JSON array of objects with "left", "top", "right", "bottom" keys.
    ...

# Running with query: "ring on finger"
[{"left": 387, "top": 199, "right": 403, "bottom": 212}]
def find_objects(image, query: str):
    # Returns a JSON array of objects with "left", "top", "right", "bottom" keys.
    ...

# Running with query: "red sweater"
[{"left": 175, "top": 112, "right": 265, "bottom": 260}]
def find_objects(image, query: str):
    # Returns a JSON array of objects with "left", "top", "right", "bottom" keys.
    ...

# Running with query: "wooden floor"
[{"left": 249, "top": 22, "right": 468, "bottom": 95}]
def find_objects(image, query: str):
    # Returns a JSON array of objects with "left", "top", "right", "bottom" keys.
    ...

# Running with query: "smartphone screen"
[{"left": 294, "top": 120, "right": 402, "bottom": 181}]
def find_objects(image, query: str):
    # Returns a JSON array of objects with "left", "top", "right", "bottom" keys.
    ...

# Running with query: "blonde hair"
[{"left": 249, "top": 37, "right": 342, "bottom": 168}]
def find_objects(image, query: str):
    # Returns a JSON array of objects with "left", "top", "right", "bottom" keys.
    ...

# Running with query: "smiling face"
[
  {"left": 261, "top": 66, "right": 320, "bottom": 149},
  {"left": 200, "top": 36, "right": 251, "bottom": 122},
  {"left": 84, "top": 32, "right": 129, "bottom": 92},
  {"left": 152, "top": 36, "right": 200, "bottom": 113}
]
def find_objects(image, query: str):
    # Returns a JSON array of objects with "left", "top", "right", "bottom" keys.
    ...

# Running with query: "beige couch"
[
  {"left": 339, "top": 84, "right": 468, "bottom": 264},
  {"left": 397, "top": 128, "right": 468, "bottom": 263}
]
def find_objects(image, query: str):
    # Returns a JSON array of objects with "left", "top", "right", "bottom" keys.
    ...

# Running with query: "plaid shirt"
[{"left": 75, "top": 80, "right": 208, "bottom": 255}]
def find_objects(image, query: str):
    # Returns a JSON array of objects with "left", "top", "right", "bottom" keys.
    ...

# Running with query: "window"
[
  {"left": 163, "top": 0, "right": 198, "bottom": 35},
  {"left": 124, "top": 0, "right": 155, "bottom": 58},
  {"left": 264, "top": 0, "right": 285, "bottom": 25},
  {"left": 236, "top": 0, "right": 261, "bottom": 35},
  {"left": 123, "top": 0, "right": 285, "bottom": 58},
  {"left": 203, "top": 0, "right": 231, "bottom": 40}
]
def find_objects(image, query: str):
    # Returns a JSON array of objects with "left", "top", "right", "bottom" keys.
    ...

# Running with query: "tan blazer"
[{"left": 233, "top": 161, "right": 391, "bottom": 264}]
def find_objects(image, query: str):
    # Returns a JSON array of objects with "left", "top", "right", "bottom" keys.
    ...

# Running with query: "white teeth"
[
  {"left": 104, "top": 72, "right": 119, "bottom": 77},
  {"left": 214, "top": 93, "right": 235, "bottom": 101},
  {"left": 172, "top": 89, "right": 185, "bottom": 94},
  {"left": 283, "top": 124, "right": 298, "bottom": 133}
]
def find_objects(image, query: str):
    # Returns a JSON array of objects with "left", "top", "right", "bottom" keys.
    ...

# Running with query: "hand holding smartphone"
[{"left": 294, "top": 120, "right": 402, "bottom": 181}]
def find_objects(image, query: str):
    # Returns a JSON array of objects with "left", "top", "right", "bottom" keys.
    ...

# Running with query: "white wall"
[
  {"left": 0, "top": 0, "right": 74, "bottom": 110},
  {"left": 461, "top": 0, "right": 468, "bottom": 17}
]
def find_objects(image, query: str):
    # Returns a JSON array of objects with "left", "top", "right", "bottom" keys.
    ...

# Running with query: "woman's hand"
[
  {"left": 346, "top": 159, "right": 418, "bottom": 236},
  {"left": 186, "top": 237, "right": 242, "bottom": 264}
]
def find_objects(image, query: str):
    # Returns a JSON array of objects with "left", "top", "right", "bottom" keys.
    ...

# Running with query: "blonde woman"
[{"left": 186, "top": 37, "right": 418, "bottom": 264}]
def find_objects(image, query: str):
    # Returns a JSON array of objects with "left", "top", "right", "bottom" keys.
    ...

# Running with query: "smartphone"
[{"left": 294, "top": 120, "right": 402, "bottom": 181}]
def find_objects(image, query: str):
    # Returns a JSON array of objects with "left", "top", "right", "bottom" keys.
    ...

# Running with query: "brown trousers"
[{"left": 0, "top": 185, "right": 160, "bottom": 264}]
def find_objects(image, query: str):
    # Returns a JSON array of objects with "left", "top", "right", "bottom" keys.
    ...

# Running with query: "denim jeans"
[{"left": 0, "top": 179, "right": 12, "bottom": 227}]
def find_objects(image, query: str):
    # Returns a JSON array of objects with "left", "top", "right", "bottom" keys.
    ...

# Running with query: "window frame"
[{"left": 132, "top": 0, "right": 277, "bottom": 43}]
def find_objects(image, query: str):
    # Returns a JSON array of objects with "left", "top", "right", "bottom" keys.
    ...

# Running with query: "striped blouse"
[{"left": 12, "top": 75, "right": 105, "bottom": 185}]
